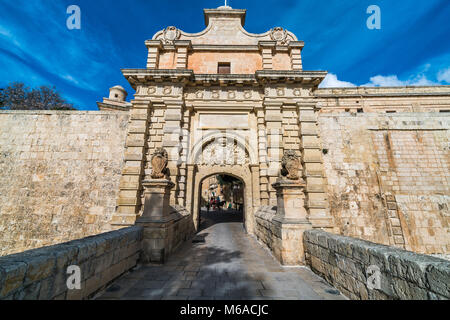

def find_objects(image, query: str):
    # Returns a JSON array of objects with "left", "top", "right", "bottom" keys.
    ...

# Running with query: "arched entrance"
[
  {"left": 198, "top": 174, "right": 245, "bottom": 232},
  {"left": 186, "top": 132, "right": 260, "bottom": 235},
  {"left": 191, "top": 165, "right": 255, "bottom": 234}
]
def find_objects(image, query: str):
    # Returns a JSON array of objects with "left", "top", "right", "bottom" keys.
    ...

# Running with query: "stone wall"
[
  {"left": 254, "top": 206, "right": 308, "bottom": 265},
  {"left": 316, "top": 86, "right": 450, "bottom": 113},
  {"left": 304, "top": 229, "right": 450, "bottom": 300},
  {"left": 139, "top": 208, "right": 195, "bottom": 264},
  {"left": 0, "top": 226, "right": 142, "bottom": 300},
  {"left": 0, "top": 111, "right": 130, "bottom": 256},
  {"left": 319, "top": 112, "right": 450, "bottom": 254},
  {"left": 254, "top": 206, "right": 282, "bottom": 259}
]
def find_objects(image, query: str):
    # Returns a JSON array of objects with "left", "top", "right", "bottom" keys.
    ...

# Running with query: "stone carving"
[
  {"left": 162, "top": 26, "right": 181, "bottom": 44},
  {"left": 197, "top": 138, "right": 249, "bottom": 166},
  {"left": 281, "top": 150, "right": 301, "bottom": 180},
  {"left": 163, "top": 86, "right": 172, "bottom": 95},
  {"left": 150, "top": 148, "right": 168, "bottom": 179},
  {"left": 196, "top": 90, "right": 204, "bottom": 99},
  {"left": 270, "top": 27, "right": 289, "bottom": 45}
]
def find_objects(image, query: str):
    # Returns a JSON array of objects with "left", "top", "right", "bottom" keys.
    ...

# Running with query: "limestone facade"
[
  {"left": 0, "top": 6, "right": 449, "bottom": 263},
  {"left": 112, "top": 7, "right": 334, "bottom": 242}
]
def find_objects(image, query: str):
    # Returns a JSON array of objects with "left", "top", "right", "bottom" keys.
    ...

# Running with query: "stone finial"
[
  {"left": 150, "top": 148, "right": 168, "bottom": 179},
  {"left": 281, "top": 150, "right": 301, "bottom": 180}
]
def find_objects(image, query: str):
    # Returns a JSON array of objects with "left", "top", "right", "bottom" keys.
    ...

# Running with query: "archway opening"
[{"left": 198, "top": 174, "right": 245, "bottom": 232}]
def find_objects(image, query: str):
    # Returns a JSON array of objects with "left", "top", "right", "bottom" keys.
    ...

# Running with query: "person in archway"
[
  {"left": 216, "top": 195, "right": 222, "bottom": 212},
  {"left": 210, "top": 197, "right": 216, "bottom": 211}
]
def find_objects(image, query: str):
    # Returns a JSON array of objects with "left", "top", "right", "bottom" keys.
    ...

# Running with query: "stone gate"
[{"left": 106, "top": 6, "right": 335, "bottom": 264}]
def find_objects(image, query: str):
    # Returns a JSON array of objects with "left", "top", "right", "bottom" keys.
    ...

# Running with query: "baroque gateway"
[{"left": 0, "top": 6, "right": 449, "bottom": 300}]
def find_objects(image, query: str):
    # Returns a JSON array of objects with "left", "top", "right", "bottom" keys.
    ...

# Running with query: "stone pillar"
[
  {"left": 136, "top": 179, "right": 177, "bottom": 263},
  {"left": 273, "top": 179, "right": 308, "bottom": 221},
  {"left": 139, "top": 179, "right": 174, "bottom": 221},
  {"left": 271, "top": 151, "right": 312, "bottom": 265},
  {"left": 272, "top": 178, "right": 312, "bottom": 265}
]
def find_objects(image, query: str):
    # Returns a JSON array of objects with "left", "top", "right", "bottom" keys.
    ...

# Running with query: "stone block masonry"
[
  {"left": 319, "top": 112, "right": 450, "bottom": 254},
  {"left": 304, "top": 229, "right": 450, "bottom": 300},
  {"left": 0, "top": 226, "right": 143, "bottom": 300},
  {"left": 0, "top": 111, "right": 130, "bottom": 256}
]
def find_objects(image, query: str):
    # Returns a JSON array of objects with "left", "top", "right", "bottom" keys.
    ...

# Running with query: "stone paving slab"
[{"left": 96, "top": 210, "right": 347, "bottom": 301}]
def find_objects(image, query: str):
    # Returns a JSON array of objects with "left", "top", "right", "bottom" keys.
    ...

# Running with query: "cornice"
[{"left": 122, "top": 69, "right": 327, "bottom": 89}]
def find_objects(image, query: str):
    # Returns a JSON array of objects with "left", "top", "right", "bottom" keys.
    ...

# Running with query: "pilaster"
[
  {"left": 145, "top": 40, "right": 162, "bottom": 69},
  {"left": 259, "top": 41, "right": 276, "bottom": 70},
  {"left": 297, "top": 101, "right": 336, "bottom": 232},
  {"left": 256, "top": 106, "right": 269, "bottom": 205},
  {"left": 288, "top": 41, "right": 304, "bottom": 71},
  {"left": 264, "top": 101, "right": 283, "bottom": 206},
  {"left": 112, "top": 100, "right": 152, "bottom": 228},
  {"left": 162, "top": 100, "right": 184, "bottom": 205},
  {"left": 174, "top": 40, "right": 192, "bottom": 69}
]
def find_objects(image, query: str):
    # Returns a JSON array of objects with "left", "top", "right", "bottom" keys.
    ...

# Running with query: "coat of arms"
[{"left": 150, "top": 148, "right": 168, "bottom": 179}]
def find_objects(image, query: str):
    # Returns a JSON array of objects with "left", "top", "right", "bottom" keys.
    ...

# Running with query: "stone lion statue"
[
  {"left": 281, "top": 150, "right": 301, "bottom": 180},
  {"left": 150, "top": 148, "right": 168, "bottom": 179}
]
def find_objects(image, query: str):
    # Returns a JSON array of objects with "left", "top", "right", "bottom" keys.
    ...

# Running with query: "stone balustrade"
[
  {"left": 304, "top": 229, "right": 450, "bottom": 300},
  {"left": 0, "top": 226, "right": 143, "bottom": 300}
]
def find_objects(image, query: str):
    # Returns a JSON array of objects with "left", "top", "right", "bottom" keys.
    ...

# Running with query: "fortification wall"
[
  {"left": 319, "top": 112, "right": 449, "bottom": 254},
  {"left": 0, "top": 111, "right": 130, "bottom": 256}
]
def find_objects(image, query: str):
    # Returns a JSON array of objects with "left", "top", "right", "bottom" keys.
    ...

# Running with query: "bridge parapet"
[
  {"left": 304, "top": 229, "right": 450, "bottom": 300},
  {"left": 0, "top": 226, "right": 143, "bottom": 300}
]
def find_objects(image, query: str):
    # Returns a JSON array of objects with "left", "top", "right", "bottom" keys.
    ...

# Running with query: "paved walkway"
[{"left": 96, "top": 209, "right": 346, "bottom": 300}]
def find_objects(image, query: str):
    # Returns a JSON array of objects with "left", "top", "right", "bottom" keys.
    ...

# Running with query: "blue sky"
[{"left": 0, "top": 0, "right": 449, "bottom": 110}]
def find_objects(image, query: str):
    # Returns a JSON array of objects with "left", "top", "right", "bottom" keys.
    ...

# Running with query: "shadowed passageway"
[
  {"left": 198, "top": 208, "right": 244, "bottom": 232},
  {"left": 96, "top": 209, "right": 346, "bottom": 300}
]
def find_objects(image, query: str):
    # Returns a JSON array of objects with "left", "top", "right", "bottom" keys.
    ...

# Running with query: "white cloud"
[
  {"left": 437, "top": 68, "right": 450, "bottom": 83},
  {"left": 362, "top": 74, "right": 437, "bottom": 87},
  {"left": 320, "top": 66, "right": 450, "bottom": 89},
  {"left": 319, "top": 73, "right": 356, "bottom": 88}
]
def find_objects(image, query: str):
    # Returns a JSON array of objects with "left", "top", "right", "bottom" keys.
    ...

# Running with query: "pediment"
[{"left": 152, "top": 7, "right": 298, "bottom": 46}]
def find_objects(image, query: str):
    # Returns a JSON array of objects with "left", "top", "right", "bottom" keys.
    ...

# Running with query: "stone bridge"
[{"left": 1, "top": 211, "right": 448, "bottom": 300}]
